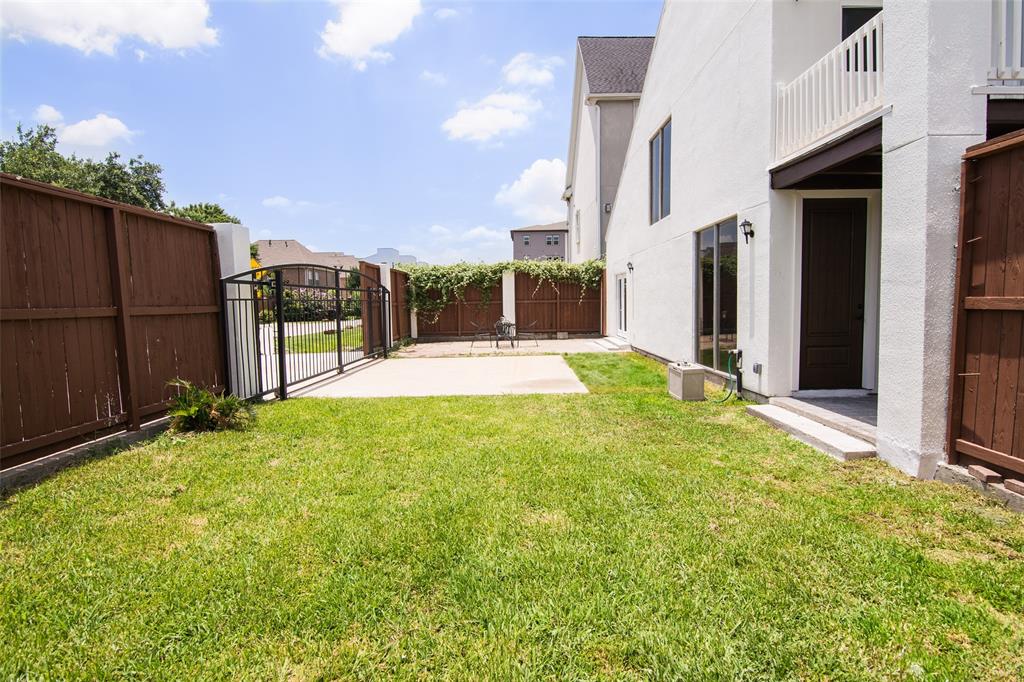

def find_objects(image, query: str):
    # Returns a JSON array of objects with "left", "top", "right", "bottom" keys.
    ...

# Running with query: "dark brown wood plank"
[
  {"left": 107, "top": 208, "right": 141, "bottom": 430},
  {"left": 0, "top": 307, "right": 117, "bottom": 320},
  {"left": 964, "top": 297, "right": 1024, "bottom": 310},
  {"left": 956, "top": 438, "right": 1024, "bottom": 475}
]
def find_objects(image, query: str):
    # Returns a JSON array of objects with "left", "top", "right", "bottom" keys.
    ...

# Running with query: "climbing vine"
[{"left": 402, "top": 259, "right": 605, "bottom": 323}]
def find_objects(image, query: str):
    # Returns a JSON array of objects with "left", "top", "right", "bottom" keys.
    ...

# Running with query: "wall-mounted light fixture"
[
  {"left": 739, "top": 219, "right": 755, "bottom": 244},
  {"left": 627, "top": 261, "right": 634, "bottom": 273}
]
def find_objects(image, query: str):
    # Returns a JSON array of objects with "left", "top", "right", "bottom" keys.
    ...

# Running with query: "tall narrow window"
[
  {"left": 649, "top": 119, "right": 672, "bottom": 223},
  {"left": 695, "top": 217, "right": 738, "bottom": 371}
]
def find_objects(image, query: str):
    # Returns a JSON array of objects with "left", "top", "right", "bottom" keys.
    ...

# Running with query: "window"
[
  {"left": 575, "top": 209, "right": 581, "bottom": 245},
  {"left": 523, "top": 235, "right": 530, "bottom": 245},
  {"left": 695, "top": 218, "right": 737, "bottom": 371},
  {"left": 546, "top": 234, "right": 560, "bottom": 246},
  {"left": 649, "top": 119, "right": 671, "bottom": 223},
  {"left": 616, "top": 274, "right": 628, "bottom": 334}
]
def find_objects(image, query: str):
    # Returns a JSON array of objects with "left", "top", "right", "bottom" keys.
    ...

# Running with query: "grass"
[
  {"left": 282, "top": 327, "right": 363, "bottom": 354},
  {"left": 2, "top": 353, "right": 1022, "bottom": 679}
]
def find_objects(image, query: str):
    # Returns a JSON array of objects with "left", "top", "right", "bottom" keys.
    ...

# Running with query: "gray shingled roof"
[
  {"left": 509, "top": 221, "right": 568, "bottom": 233},
  {"left": 253, "top": 239, "right": 358, "bottom": 270},
  {"left": 578, "top": 36, "right": 655, "bottom": 94}
]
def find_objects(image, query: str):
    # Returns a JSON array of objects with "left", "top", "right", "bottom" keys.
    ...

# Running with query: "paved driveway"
[{"left": 292, "top": 356, "right": 587, "bottom": 398}]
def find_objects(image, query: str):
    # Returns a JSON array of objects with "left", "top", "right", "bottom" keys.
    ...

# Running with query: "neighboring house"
[
  {"left": 591, "top": 1, "right": 1023, "bottom": 479},
  {"left": 510, "top": 222, "right": 569, "bottom": 261},
  {"left": 563, "top": 36, "right": 655, "bottom": 262},
  {"left": 361, "top": 247, "right": 419, "bottom": 267},
  {"left": 252, "top": 238, "right": 359, "bottom": 286}
]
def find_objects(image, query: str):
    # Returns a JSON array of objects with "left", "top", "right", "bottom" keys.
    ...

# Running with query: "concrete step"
[
  {"left": 597, "top": 336, "right": 630, "bottom": 350},
  {"left": 768, "top": 396, "right": 876, "bottom": 444},
  {"left": 746, "top": 405, "right": 877, "bottom": 462}
]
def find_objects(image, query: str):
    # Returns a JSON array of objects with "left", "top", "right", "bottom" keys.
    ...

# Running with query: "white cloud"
[
  {"left": 1, "top": 1, "right": 218, "bottom": 55},
  {"left": 494, "top": 158, "right": 566, "bottom": 223},
  {"left": 502, "top": 52, "right": 564, "bottom": 87},
  {"left": 34, "top": 105, "right": 135, "bottom": 150},
  {"left": 420, "top": 69, "right": 447, "bottom": 86},
  {"left": 60, "top": 114, "right": 135, "bottom": 147},
  {"left": 411, "top": 223, "right": 510, "bottom": 264},
  {"left": 135, "top": 49, "right": 148, "bottom": 62},
  {"left": 262, "top": 196, "right": 292, "bottom": 208},
  {"left": 434, "top": 8, "right": 458, "bottom": 20},
  {"left": 34, "top": 104, "right": 63, "bottom": 125},
  {"left": 318, "top": 0, "right": 422, "bottom": 70},
  {"left": 442, "top": 91, "right": 541, "bottom": 143}
]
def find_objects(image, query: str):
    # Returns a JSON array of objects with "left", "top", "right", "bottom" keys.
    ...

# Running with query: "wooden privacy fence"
[
  {"left": 947, "top": 129, "right": 1024, "bottom": 477},
  {"left": 416, "top": 283, "right": 504, "bottom": 337},
  {"left": 515, "top": 273, "right": 602, "bottom": 334},
  {"left": 390, "top": 269, "right": 411, "bottom": 340},
  {"left": 0, "top": 174, "right": 225, "bottom": 469}
]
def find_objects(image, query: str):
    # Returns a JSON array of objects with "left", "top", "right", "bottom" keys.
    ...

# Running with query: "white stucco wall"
[
  {"left": 876, "top": 0, "right": 988, "bottom": 478},
  {"left": 567, "top": 71, "right": 602, "bottom": 264},
  {"left": 604, "top": 0, "right": 777, "bottom": 376}
]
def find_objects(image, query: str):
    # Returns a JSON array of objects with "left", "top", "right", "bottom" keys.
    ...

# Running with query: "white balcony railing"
[
  {"left": 774, "top": 12, "right": 884, "bottom": 161},
  {"left": 991, "top": 0, "right": 1024, "bottom": 80}
]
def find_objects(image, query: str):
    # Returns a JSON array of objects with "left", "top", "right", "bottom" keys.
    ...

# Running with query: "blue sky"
[{"left": 1, "top": 0, "right": 662, "bottom": 263}]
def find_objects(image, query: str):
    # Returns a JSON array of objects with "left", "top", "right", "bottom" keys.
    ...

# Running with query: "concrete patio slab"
[{"left": 293, "top": 355, "right": 589, "bottom": 398}]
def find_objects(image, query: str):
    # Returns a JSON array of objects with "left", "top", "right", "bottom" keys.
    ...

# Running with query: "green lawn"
[
  {"left": 2, "top": 353, "right": 1022, "bottom": 679},
  {"left": 282, "top": 327, "right": 363, "bottom": 354}
]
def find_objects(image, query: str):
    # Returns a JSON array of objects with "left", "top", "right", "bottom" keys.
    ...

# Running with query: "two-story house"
[
  {"left": 563, "top": 36, "right": 654, "bottom": 262},
  {"left": 510, "top": 222, "right": 569, "bottom": 260},
  {"left": 598, "top": 0, "right": 1023, "bottom": 479}
]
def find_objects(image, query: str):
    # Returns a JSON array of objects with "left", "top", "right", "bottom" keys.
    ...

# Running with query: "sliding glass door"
[{"left": 695, "top": 218, "right": 737, "bottom": 370}]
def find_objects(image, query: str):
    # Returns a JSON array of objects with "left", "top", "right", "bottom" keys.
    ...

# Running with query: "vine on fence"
[{"left": 402, "top": 260, "right": 605, "bottom": 323}]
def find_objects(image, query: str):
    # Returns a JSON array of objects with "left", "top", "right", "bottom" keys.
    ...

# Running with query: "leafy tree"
[
  {"left": 167, "top": 202, "right": 240, "bottom": 224},
  {"left": 1, "top": 124, "right": 233, "bottom": 221},
  {"left": 0, "top": 124, "right": 166, "bottom": 211}
]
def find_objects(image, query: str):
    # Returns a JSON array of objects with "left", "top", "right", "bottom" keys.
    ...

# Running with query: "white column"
[
  {"left": 377, "top": 262, "right": 394, "bottom": 344},
  {"left": 876, "top": 2, "right": 988, "bottom": 478},
  {"left": 212, "top": 223, "right": 259, "bottom": 398},
  {"left": 502, "top": 270, "right": 516, "bottom": 323}
]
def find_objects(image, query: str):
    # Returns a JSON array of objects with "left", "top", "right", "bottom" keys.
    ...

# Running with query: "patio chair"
[
  {"left": 494, "top": 317, "right": 516, "bottom": 348},
  {"left": 469, "top": 320, "right": 494, "bottom": 348},
  {"left": 514, "top": 319, "right": 540, "bottom": 347}
]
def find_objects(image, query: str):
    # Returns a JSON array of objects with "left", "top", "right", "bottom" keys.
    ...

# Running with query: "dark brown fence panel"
[
  {"left": 416, "top": 283, "right": 503, "bottom": 337},
  {"left": 390, "top": 269, "right": 411, "bottom": 340},
  {"left": 515, "top": 272, "right": 602, "bottom": 334},
  {"left": 360, "top": 261, "right": 384, "bottom": 353},
  {"left": 0, "top": 174, "right": 224, "bottom": 469},
  {"left": 947, "top": 130, "right": 1024, "bottom": 477}
]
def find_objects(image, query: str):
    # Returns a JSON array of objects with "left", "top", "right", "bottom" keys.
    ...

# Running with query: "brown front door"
[{"left": 800, "top": 199, "right": 867, "bottom": 389}]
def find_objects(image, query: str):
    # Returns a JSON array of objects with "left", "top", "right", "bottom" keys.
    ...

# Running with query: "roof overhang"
[
  {"left": 770, "top": 120, "right": 882, "bottom": 190},
  {"left": 584, "top": 92, "right": 641, "bottom": 104}
]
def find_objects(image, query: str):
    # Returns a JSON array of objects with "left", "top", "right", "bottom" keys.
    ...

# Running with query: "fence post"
[
  {"left": 380, "top": 288, "right": 389, "bottom": 357},
  {"left": 274, "top": 269, "right": 288, "bottom": 400},
  {"left": 213, "top": 223, "right": 255, "bottom": 398},
  {"left": 335, "top": 275, "right": 344, "bottom": 372},
  {"left": 107, "top": 208, "right": 141, "bottom": 431},
  {"left": 502, "top": 270, "right": 516, "bottom": 324}
]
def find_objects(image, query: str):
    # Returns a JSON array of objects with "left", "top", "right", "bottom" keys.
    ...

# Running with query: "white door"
[{"left": 616, "top": 275, "right": 628, "bottom": 336}]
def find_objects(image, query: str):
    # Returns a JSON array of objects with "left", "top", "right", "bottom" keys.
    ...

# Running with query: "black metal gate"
[{"left": 221, "top": 264, "right": 390, "bottom": 400}]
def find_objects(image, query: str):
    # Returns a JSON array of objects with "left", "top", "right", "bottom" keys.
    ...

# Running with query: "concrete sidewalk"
[{"left": 293, "top": 355, "right": 588, "bottom": 398}]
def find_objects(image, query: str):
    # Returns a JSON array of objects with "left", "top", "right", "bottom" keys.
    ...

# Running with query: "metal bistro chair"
[
  {"left": 515, "top": 319, "right": 540, "bottom": 347},
  {"left": 469, "top": 320, "right": 494, "bottom": 348},
  {"left": 494, "top": 317, "right": 516, "bottom": 349}
]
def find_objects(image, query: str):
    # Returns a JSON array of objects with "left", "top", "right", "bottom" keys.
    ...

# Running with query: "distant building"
[
  {"left": 361, "top": 248, "right": 419, "bottom": 267},
  {"left": 510, "top": 222, "right": 568, "bottom": 261},
  {"left": 252, "top": 238, "right": 359, "bottom": 286}
]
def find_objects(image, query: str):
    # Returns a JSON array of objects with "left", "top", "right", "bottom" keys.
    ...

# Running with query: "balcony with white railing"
[
  {"left": 991, "top": 0, "right": 1024, "bottom": 81},
  {"left": 774, "top": 12, "right": 884, "bottom": 162}
]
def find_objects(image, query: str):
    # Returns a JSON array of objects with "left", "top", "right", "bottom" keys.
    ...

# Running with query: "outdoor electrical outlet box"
[{"left": 668, "top": 362, "right": 704, "bottom": 401}]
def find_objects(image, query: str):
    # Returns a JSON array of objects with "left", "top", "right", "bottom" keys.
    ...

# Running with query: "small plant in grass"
[{"left": 166, "top": 379, "right": 255, "bottom": 432}]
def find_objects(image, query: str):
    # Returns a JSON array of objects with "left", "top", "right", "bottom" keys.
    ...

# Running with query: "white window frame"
[{"left": 615, "top": 274, "right": 628, "bottom": 336}]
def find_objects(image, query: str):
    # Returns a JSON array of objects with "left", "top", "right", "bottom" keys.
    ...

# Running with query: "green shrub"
[{"left": 166, "top": 379, "right": 255, "bottom": 433}]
